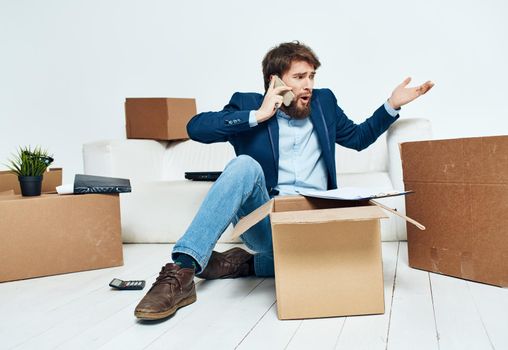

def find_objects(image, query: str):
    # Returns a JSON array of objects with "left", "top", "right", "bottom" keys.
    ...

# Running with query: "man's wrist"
[
  {"left": 384, "top": 99, "right": 400, "bottom": 117},
  {"left": 254, "top": 110, "right": 269, "bottom": 123},
  {"left": 387, "top": 98, "right": 401, "bottom": 110},
  {"left": 248, "top": 110, "right": 259, "bottom": 127}
]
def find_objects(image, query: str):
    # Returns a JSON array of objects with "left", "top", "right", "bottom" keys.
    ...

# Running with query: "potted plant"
[{"left": 6, "top": 146, "right": 54, "bottom": 196}]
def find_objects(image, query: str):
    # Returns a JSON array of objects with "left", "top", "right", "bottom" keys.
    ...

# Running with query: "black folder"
[{"left": 73, "top": 174, "right": 131, "bottom": 194}]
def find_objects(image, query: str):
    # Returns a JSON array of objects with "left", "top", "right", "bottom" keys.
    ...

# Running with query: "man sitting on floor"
[{"left": 134, "top": 41, "right": 433, "bottom": 321}]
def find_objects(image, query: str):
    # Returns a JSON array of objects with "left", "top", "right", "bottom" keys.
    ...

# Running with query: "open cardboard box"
[
  {"left": 125, "top": 98, "right": 196, "bottom": 140},
  {"left": 0, "top": 193, "right": 123, "bottom": 282},
  {"left": 0, "top": 167, "right": 62, "bottom": 194},
  {"left": 232, "top": 195, "right": 405, "bottom": 320},
  {"left": 401, "top": 135, "right": 508, "bottom": 287}
]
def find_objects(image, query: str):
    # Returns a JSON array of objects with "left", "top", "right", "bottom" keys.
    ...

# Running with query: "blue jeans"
[{"left": 172, "top": 155, "right": 275, "bottom": 277}]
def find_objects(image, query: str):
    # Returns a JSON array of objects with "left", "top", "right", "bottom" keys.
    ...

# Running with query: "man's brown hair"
[{"left": 262, "top": 41, "right": 321, "bottom": 91}]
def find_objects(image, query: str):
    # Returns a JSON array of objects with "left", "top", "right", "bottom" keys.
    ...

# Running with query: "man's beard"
[{"left": 280, "top": 96, "right": 311, "bottom": 120}]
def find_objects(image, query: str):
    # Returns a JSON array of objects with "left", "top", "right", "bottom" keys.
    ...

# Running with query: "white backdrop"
[{"left": 1, "top": 0, "right": 507, "bottom": 183}]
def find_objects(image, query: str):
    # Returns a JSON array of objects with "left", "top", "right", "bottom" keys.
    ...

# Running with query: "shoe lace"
[{"left": 152, "top": 265, "right": 183, "bottom": 291}]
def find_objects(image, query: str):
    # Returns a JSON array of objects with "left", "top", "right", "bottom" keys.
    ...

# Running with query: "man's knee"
[{"left": 225, "top": 155, "right": 263, "bottom": 178}]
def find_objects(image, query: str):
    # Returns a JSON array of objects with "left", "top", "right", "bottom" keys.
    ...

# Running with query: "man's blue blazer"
[{"left": 187, "top": 88, "right": 398, "bottom": 196}]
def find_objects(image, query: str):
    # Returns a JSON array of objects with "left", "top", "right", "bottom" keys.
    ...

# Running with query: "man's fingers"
[
  {"left": 424, "top": 81, "right": 435, "bottom": 92},
  {"left": 273, "top": 95, "right": 283, "bottom": 109},
  {"left": 272, "top": 86, "right": 292, "bottom": 95},
  {"left": 416, "top": 81, "right": 435, "bottom": 95},
  {"left": 400, "top": 77, "right": 412, "bottom": 87}
]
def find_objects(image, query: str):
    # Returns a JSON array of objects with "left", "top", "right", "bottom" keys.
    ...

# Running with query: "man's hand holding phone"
[{"left": 255, "top": 76, "right": 293, "bottom": 123}]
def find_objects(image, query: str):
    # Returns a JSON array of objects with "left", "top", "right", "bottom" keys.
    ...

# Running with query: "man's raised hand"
[{"left": 388, "top": 77, "right": 434, "bottom": 110}]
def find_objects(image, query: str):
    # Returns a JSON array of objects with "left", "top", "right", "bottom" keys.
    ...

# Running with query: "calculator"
[{"left": 109, "top": 278, "right": 146, "bottom": 290}]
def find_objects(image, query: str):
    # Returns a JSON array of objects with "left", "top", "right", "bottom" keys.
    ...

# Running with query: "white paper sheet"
[{"left": 298, "top": 187, "right": 411, "bottom": 201}]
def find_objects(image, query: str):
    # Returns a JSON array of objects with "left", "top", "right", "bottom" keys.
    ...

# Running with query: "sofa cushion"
[
  {"left": 119, "top": 171, "right": 401, "bottom": 243},
  {"left": 162, "top": 140, "right": 236, "bottom": 180},
  {"left": 120, "top": 180, "right": 235, "bottom": 243},
  {"left": 335, "top": 135, "right": 387, "bottom": 174},
  {"left": 83, "top": 139, "right": 169, "bottom": 182}
]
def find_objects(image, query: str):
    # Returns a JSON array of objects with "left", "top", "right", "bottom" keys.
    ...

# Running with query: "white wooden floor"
[{"left": 1, "top": 242, "right": 508, "bottom": 350}]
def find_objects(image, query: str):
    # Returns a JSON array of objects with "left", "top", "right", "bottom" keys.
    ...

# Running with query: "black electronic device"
[
  {"left": 109, "top": 278, "right": 145, "bottom": 290},
  {"left": 74, "top": 174, "right": 132, "bottom": 194},
  {"left": 184, "top": 171, "right": 222, "bottom": 181}
]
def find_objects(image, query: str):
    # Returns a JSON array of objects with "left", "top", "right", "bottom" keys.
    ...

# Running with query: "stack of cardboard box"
[
  {"left": 0, "top": 97, "right": 198, "bottom": 283},
  {"left": 0, "top": 169, "right": 124, "bottom": 282}
]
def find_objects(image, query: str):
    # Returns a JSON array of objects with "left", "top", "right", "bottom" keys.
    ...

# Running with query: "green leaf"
[{"left": 5, "top": 145, "right": 54, "bottom": 176}]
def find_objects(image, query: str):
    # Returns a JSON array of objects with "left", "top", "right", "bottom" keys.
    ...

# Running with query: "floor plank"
[
  {"left": 10, "top": 245, "right": 173, "bottom": 350},
  {"left": 0, "top": 244, "right": 151, "bottom": 319},
  {"left": 387, "top": 242, "right": 439, "bottom": 350},
  {"left": 333, "top": 242, "right": 400, "bottom": 350},
  {"left": 96, "top": 245, "right": 245, "bottom": 350},
  {"left": 468, "top": 281, "right": 508, "bottom": 350},
  {"left": 97, "top": 279, "right": 236, "bottom": 350},
  {"left": 145, "top": 277, "right": 266, "bottom": 349},
  {"left": 235, "top": 303, "right": 301, "bottom": 350},
  {"left": 1, "top": 244, "right": 171, "bottom": 349},
  {"left": 286, "top": 317, "right": 344, "bottom": 350},
  {"left": 430, "top": 273, "right": 493, "bottom": 350},
  {"left": 2, "top": 242, "right": 508, "bottom": 349},
  {"left": 187, "top": 279, "right": 276, "bottom": 350}
]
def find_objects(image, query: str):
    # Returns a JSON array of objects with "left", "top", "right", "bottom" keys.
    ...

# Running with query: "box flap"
[
  {"left": 0, "top": 170, "right": 20, "bottom": 193},
  {"left": 369, "top": 199, "right": 426, "bottom": 230},
  {"left": 231, "top": 200, "right": 274, "bottom": 239},
  {"left": 0, "top": 190, "right": 15, "bottom": 197},
  {"left": 270, "top": 206, "right": 387, "bottom": 225},
  {"left": 273, "top": 195, "right": 316, "bottom": 211},
  {"left": 273, "top": 195, "right": 369, "bottom": 212},
  {"left": 0, "top": 168, "right": 62, "bottom": 194}
]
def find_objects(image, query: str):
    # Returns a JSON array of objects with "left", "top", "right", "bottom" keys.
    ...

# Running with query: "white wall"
[{"left": 1, "top": 0, "right": 507, "bottom": 183}]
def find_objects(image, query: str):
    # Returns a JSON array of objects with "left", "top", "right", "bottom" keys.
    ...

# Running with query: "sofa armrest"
[
  {"left": 82, "top": 139, "right": 168, "bottom": 182},
  {"left": 387, "top": 118, "right": 433, "bottom": 191},
  {"left": 386, "top": 118, "right": 432, "bottom": 240}
]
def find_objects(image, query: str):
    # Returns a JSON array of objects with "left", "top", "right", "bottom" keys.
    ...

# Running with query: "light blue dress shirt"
[{"left": 248, "top": 101, "right": 399, "bottom": 195}]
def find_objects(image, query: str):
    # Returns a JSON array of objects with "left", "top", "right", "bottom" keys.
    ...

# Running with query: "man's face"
[{"left": 280, "top": 60, "right": 315, "bottom": 119}]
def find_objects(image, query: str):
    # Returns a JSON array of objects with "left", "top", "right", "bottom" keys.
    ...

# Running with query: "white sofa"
[{"left": 82, "top": 118, "right": 431, "bottom": 243}]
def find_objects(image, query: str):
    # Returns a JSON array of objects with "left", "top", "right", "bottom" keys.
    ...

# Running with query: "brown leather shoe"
[
  {"left": 134, "top": 263, "right": 196, "bottom": 320},
  {"left": 196, "top": 247, "right": 253, "bottom": 280}
]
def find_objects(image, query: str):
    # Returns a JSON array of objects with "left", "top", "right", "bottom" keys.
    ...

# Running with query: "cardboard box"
[
  {"left": 0, "top": 168, "right": 62, "bottom": 194},
  {"left": 233, "top": 196, "right": 387, "bottom": 320},
  {"left": 125, "top": 98, "right": 196, "bottom": 140},
  {"left": 401, "top": 135, "right": 508, "bottom": 286},
  {"left": 0, "top": 193, "right": 123, "bottom": 282}
]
